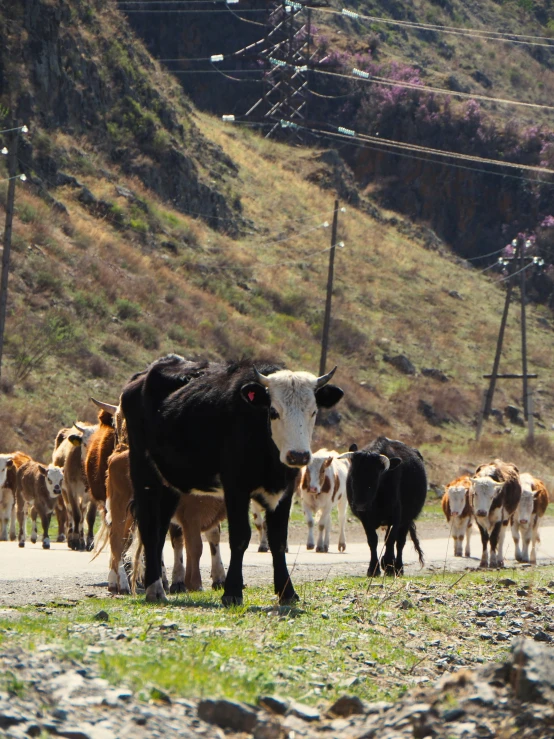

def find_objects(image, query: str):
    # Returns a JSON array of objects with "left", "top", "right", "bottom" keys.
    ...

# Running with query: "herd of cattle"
[{"left": 0, "top": 354, "right": 550, "bottom": 605}]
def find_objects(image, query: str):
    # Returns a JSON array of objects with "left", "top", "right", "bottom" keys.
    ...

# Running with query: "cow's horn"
[
  {"left": 315, "top": 365, "right": 337, "bottom": 389},
  {"left": 90, "top": 397, "right": 118, "bottom": 415},
  {"left": 253, "top": 366, "right": 270, "bottom": 387},
  {"left": 337, "top": 451, "right": 355, "bottom": 460},
  {"left": 73, "top": 422, "right": 87, "bottom": 433},
  {"left": 380, "top": 455, "right": 390, "bottom": 472}
]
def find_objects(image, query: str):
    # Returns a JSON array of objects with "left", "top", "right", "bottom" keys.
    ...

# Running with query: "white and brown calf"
[
  {"left": 511, "top": 473, "right": 549, "bottom": 564},
  {"left": 442, "top": 475, "right": 473, "bottom": 557},
  {"left": 300, "top": 449, "right": 349, "bottom": 553},
  {"left": 471, "top": 460, "right": 521, "bottom": 568},
  {"left": 16, "top": 461, "right": 64, "bottom": 549},
  {"left": 0, "top": 452, "right": 31, "bottom": 541}
]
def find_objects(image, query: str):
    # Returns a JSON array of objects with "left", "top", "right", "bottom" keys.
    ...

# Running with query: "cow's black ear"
[
  {"left": 240, "top": 383, "right": 270, "bottom": 408},
  {"left": 349, "top": 443, "right": 358, "bottom": 453},
  {"left": 388, "top": 457, "right": 402, "bottom": 471},
  {"left": 315, "top": 384, "right": 344, "bottom": 409}
]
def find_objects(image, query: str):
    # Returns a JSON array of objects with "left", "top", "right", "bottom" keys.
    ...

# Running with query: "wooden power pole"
[
  {"left": 319, "top": 199, "right": 339, "bottom": 376},
  {"left": 0, "top": 131, "right": 19, "bottom": 382}
]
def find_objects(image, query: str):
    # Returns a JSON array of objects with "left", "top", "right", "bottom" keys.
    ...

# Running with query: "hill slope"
[{"left": 0, "top": 0, "right": 553, "bottom": 493}]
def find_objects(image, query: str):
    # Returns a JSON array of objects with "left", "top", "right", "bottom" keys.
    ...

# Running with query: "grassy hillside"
[{"left": 0, "top": 0, "right": 553, "bottom": 494}]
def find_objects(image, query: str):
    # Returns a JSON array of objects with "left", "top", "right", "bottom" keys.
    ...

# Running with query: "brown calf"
[
  {"left": 16, "top": 460, "right": 64, "bottom": 549},
  {"left": 101, "top": 446, "right": 226, "bottom": 594},
  {"left": 442, "top": 475, "right": 473, "bottom": 557},
  {"left": 84, "top": 409, "right": 116, "bottom": 507},
  {"left": 0, "top": 452, "right": 31, "bottom": 541}
]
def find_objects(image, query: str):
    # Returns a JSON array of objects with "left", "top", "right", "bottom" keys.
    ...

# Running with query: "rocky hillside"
[
  {"left": 123, "top": 0, "right": 554, "bottom": 263},
  {"left": 0, "top": 0, "right": 553, "bottom": 489}
]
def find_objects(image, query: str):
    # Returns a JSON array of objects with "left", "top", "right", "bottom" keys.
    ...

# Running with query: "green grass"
[{"left": 2, "top": 567, "right": 553, "bottom": 706}]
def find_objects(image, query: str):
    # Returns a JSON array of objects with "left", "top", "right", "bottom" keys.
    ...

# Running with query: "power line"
[{"left": 314, "top": 68, "right": 554, "bottom": 113}]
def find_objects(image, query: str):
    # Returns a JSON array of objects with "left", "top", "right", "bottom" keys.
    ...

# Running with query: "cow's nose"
[
  {"left": 451, "top": 512, "right": 459, "bottom": 517},
  {"left": 476, "top": 509, "right": 487, "bottom": 517},
  {"left": 309, "top": 486, "right": 318, "bottom": 494},
  {"left": 520, "top": 519, "right": 528, "bottom": 525},
  {"left": 286, "top": 450, "right": 311, "bottom": 467}
]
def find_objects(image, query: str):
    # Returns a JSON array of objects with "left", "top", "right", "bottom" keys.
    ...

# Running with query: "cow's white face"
[
  {"left": 518, "top": 477, "right": 535, "bottom": 525},
  {"left": 0, "top": 456, "right": 14, "bottom": 488},
  {"left": 241, "top": 369, "right": 343, "bottom": 468},
  {"left": 446, "top": 485, "right": 468, "bottom": 517},
  {"left": 45, "top": 465, "right": 64, "bottom": 497},
  {"left": 471, "top": 476, "right": 503, "bottom": 517},
  {"left": 303, "top": 451, "right": 334, "bottom": 495}
]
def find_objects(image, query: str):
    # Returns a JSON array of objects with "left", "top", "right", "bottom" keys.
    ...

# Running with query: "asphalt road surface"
[{"left": 1, "top": 527, "right": 553, "bottom": 606}]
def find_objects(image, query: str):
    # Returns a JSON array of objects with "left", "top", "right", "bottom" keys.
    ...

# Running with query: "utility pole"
[
  {"left": 482, "top": 279, "right": 514, "bottom": 420},
  {"left": 0, "top": 130, "right": 19, "bottom": 383},
  {"left": 319, "top": 199, "right": 339, "bottom": 376},
  {"left": 520, "top": 236, "right": 529, "bottom": 421}
]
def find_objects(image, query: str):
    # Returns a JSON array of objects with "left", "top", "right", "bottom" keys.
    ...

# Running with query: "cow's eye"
[{"left": 269, "top": 407, "right": 280, "bottom": 420}]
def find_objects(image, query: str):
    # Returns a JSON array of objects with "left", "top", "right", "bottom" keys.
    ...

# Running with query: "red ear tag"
[{"left": 248, "top": 391, "right": 256, "bottom": 402}]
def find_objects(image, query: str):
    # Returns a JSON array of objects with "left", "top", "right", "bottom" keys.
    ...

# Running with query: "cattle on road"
[
  {"left": 471, "top": 459, "right": 521, "bottom": 568},
  {"left": 0, "top": 452, "right": 31, "bottom": 541},
  {"left": 339, "top": 437, "right": 427, "bottom": 576},
  {"left": 120, "top": 354, "right": 343, "bottom": 604},
  {"left": 511, "top": 472, "right": 549, "bottom": 564},
  {"left": 16, "top": 461, "right": 64, "bottom": 549},
  {"left": 299, "top": 449, "right": 349, "bottom": 553},
  {"left": 442, "top": 475, "right": 473, "bottom": 557}
]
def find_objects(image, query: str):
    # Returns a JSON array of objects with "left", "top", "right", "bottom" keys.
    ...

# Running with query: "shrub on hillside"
[
  {"left": 124, "top": 320, "right": 159, "bottom": 350},
  {"left": 116, "top": 298, "right": 141, "bottom": 320}
]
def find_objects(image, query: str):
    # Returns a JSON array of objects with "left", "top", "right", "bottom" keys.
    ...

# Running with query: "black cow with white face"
[
  {"left": 340, "top": 437, "right": 427, "bottom": 576},
  {"left": 120, "top": 354, "right": 343, "bottom": 605}
]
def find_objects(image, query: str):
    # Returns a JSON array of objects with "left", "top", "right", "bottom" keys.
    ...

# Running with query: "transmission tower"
[{"left": 244, "top": 0, "right": 317, "bottom": 141}]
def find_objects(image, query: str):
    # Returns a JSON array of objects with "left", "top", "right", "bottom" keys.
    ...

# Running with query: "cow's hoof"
[
  {"left": 338, "top": 543, "right": 346, "bottom": 553},
  {"left": 30, "top": 535, "right": 37, "bottom": 544},
  {"left": 42, "top": 539, "right": 50, "bottom": 550},
  {"left": 367, "top": 565, "right": 380, "bottom": 577},
  {"left": 57, "top": 534, "right": 65, "bottom": 543},
  {"left": 78, "top": 540, "right": 86, "bottom": 552},
  {"left": 306, "top": 543, "right": 315, "bottom": 550},
  {"left": 9, "top": 534, "right": 16, "bottom": 542},
  {"left": 18, "top": 540, "right": 25, "bottom": 548},
  {"left": 169, "top": 581, "right": 187, "bottom": 594},
  {"left": 479, "top": 561, "right": 488, "bottom": 569},
  {"left": 86, "top": 538, "right": 94, "bottom": 552},
  {"left": 316, "top": 545, "right": 329, "bottom": 553},
  {"left": 279, "top": 592, "right": 300, "bottom": 606},
  {"left": 212, "top": 580, "right": 225, "bottom": 590},
  {"left": 145, "top": 579, "right": 168, "bottom": 603},
  {"left": 258, "top": 545, "right": 269, "bottom": 553},
  {"left": 0, "top": 535, "right": 7, "bottom": 542},
  {"left": 222, "top": 594, "right": 243, "bottom": 607}
]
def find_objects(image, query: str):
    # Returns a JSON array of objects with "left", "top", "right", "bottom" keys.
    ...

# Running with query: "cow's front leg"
[
  {"left": 252, "top": 501, "right": 268, "bottom": 553},
  {"left": 529, "top": 526, "right": 539, "bottom": 564},
  {"left": 359, "top": 516, "right": 380, "bottom": 576},
  {"left": 381, "top": 524, "right": 399, "bottom": 575},
  {"left": 205, "top": 524, "right": 226, "bottom": 589},
  {"left": 30, "top": 506, "right": 38, "bottom": 544},
  {"left": 393, "top": 525, "right": 408, "bottom": 575},
  {"left": 9, "top": 502, "right": 16, "bottom": 541},
  {"left": 169, "top": 523, "right": 186, "bottom": 594},
  {"left": 40, "top": 510, "right": 52, "bottom": 549},
  {"left": 302, "top": 499, "right": 315, "bottom": 550},
  {"left": 489, "top": 521, "right": 503, "bottom": 568},
  {"left": 464, "top": 522, "right": 472, "bottom": 557},
  {"left": 137, "top": 483, "right": 178, "bottom": 603},
  {"left": 522, "top": 528, "right": 532, "bottom": 563},
  {"left": 512, "top": 519, "right": 523, "bottom": 561},
  {"left": 222, "top": 490, "right": 251, "bottom": 606},
  {"left": 477, "top": 523, "right": 489, "bottom": 567},
  {"left": 17, "top": 500, "right": 26, "bottom": 548},
  {"left": 85, "top": 501, "right": 97, "bottom": 552},
  {"left": 337, "top": 494, "right": 347, "bottom": 553},
  {"left": 265, "top": 488, "right": 298, "bottom": 605}
]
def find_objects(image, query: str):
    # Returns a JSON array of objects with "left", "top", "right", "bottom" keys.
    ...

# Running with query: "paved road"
[{"left": 1, "top": 528, "right": 553, "bottom": 606}]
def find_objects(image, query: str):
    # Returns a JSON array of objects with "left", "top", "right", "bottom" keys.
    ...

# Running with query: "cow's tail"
[
  {"left": 90, "top": 504, "right": 110, "bottom": 561},
  {"left": 128, "top": 526, "right": 144, "bottom": 595},
  {"left": 409, "top": 521, "right": 425, "bottom": 567}
]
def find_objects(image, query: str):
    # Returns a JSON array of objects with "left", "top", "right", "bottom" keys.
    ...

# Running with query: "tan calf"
[
  {"left": 16, "top": 460, "right": 64, "bottom": 549},
  {"left": 102, "top": 447, "right": 226, "bottom": 595},
  {"left": 299, "top": 449, "right": 349, "bottom": 553},
  {"left": 52, "top": 422, "right": 97, "bottom": 551},
  {"left": 442, "top": 475, "right": 473, "bottom": 557},
  {"left": 511, "top": 473, "right": 549, "bottom": 564},
  {"left": 0, "top": 452, "right": 31, "bottom": 541}
]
